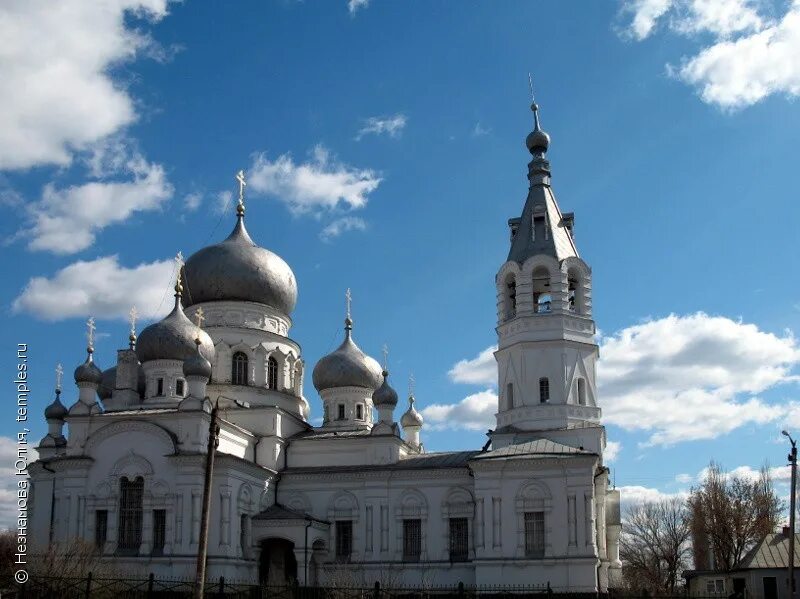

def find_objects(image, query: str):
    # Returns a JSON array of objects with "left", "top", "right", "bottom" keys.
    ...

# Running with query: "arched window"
[
  {"left": 504, "top": 274, "right": 517, "bottom": 320},
  {"left": 539, "top": 378, "right": 549, "bottom": 403},
  {"left": 532, "top": 267, "right": 551, "bottom": 314},
  {"left": 232, "top": 352, "right": 248, "bottom": 386},
  {"left": 577, "top": 378, "right": 586, "bottom": 406},
  {"left": 118, "top": 476, "right": 144, "bottom": 555},
  {"left": 267, "top": 356, "right": 278, "bottom": 390}
]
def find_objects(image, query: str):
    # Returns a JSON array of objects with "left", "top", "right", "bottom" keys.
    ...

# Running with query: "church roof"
[
  {"left": 253, "top": 503, "right": 329, "bottom": 524},
  {"left": 473, "top": 439, "right": 595, "bottom": 461},
  {"left": 507, "top": 181, "right": 578, "bottom": 264},
  {"left": 282, "top": 450, "right": 481, "bottom": 474}
]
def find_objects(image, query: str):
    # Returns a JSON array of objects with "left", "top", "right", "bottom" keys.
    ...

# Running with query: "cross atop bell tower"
[{"left": 491, "top": 86, "right": 601, "bottom": 450}]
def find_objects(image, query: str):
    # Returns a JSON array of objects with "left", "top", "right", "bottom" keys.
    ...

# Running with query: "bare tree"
[
  {"left": 620, "top": 497, "right": 691, "bottom": 594},
  {"left": 689, "top": 462, "right": 782, "bottom": 571}
]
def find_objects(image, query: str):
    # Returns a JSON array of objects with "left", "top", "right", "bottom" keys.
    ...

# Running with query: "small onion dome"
[
  {"left": 137, "top": 298, "right": 215, "bottom": 364},
  {"left": 525, "top": 102, "right": 550, "bottom": 155},
  {"left": 183, "top": 338, "right": 212, "bottom": 379},
  {"left": 401, "top": 396, "right": 424, "bottom": 428},
  {"left": 98, "top": 365, "right": 146, "bottom": 400},
  {"left": 74, "top": 351, "right": 102, "bottom": 385},
  {"left": 182, "top": 214, "right": 297, "bottom": 315},
  {"left": 372, "top": 370, "right": 398, "bottom": 408},
  {"left": 44, "top": 391, "right": 68, "bottom": 420},
  {"left": 312, "top": 318, "right": 382, "bottom": 392}
]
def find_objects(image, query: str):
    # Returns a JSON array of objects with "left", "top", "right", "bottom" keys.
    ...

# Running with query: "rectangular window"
[
  {"left": 175, "top": 379, "right": 184, "bottom": 397},
  {"left": 524, "top": 511, "right": 545, "bottom": 557},
  {"left": 335, "top": 520, "right": 352, "bottom": 561},
  {"left": 506, "top": 383, "right": 514, "bottom": 410},
  {"left": 539, "top": 378, "right": 549, "bottom": 403},
  {"left": 118, "top": 477, "right": 144, "bottom": 555},
  {"left": 240, "top": 514, "right": 248, "bottom": 555},
  {"left": 403, "top": 518, "right": 422, "bottom": 562},
  {"left": 356, "top": 404, "right": 363, "bottom": 420},
  {"left": 337, "top": 404, "right": 346, "bottom": 420},
  {"left": 95, "top": 510, "right": 108, "bottom": 550},
  {"left": 449, "top": 517, "right": 469, "bottom": 562},
  {"left": 152, "top": 509, "right": 166, "bottom": 555},
  {"left": 156, "top": 378, "right": 164, "bottom": 396}
]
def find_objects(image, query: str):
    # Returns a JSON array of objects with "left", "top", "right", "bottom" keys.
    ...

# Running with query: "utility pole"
[
  {"left": 784, "top": 430, "right": 797, "bottom": 599},
  {"left": 194, "top": 399, "right": 220, "bottom": 599}
]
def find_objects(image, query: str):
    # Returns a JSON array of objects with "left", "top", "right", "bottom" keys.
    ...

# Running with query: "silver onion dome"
[
  {"left": 401, "top": 396, "right": 423, "bottom": 428},
  {"left": 137, "top": 282, "right": 215, "bottom": 364},
  {"left": 182, "top": 213, "right": 297, "bottom": 315},
  {"left": 525, "top": 101, "right": 550, "bottom": 156},
  {"left": 98, "top": 365, "right": 146, "bottom": 400},
  {"left": 44, "top": 391, "right": 68, "bottom": 420},
  {"left": 183, "top": 338, "right": 213, "bottom": 379},
  {"left": 74, "top": 351, "right": 102, "bottom": 385},
  {"left": 312, "top": 318, "right": 382, "bottom": 392},
  {"left": 372, "top": 370, "right": 398, "bottom": 408}
]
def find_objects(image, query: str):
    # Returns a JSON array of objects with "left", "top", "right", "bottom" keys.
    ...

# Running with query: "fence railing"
[{"left": 0, "top": 574, "right": 619, "bottom": 599}]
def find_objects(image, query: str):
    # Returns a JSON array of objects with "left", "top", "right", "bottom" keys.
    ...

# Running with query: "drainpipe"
[{"left": 304, "top": 516, "right": 313, "bottom": 587}]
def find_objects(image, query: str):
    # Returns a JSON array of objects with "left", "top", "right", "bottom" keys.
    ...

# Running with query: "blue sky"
[{"left": 2, "top": 0, "right": 800, "bottom": 511}]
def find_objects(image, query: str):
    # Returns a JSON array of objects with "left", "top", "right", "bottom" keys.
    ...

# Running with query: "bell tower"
[{"left": 492, "top": 93, "right": 602, "bottom": 451}]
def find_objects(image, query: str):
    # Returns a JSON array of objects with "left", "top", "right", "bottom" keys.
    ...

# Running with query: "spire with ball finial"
[{"left": 526, "top": 74, "right": 550, "bottom": 157}]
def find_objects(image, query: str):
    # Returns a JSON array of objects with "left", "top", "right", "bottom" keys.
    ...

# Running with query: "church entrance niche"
[{"left": 259, "top": 538, "right": 297, "bottom": 586}]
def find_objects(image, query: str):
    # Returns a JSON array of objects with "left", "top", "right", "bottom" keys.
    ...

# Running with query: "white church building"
[{"left": 30, "top": 100, "right": 621, "bottom": 590}]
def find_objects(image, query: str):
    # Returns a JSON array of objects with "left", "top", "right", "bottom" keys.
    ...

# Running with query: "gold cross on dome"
[
  {"left": 382, "top": 344, "right": 389, "bottom": 370},
  {"left": 409, "top": 373, "right": 415, "bottom": 398},
  {"left": 174, "top": 251, "right": 184, "bottom": 269},
  {"left": 86, "top": 317, "right": 96, "bottom": 350},
  {"left": 236, "top": 169, "right": 246, "bottom": 204},
  {"left": 194, "top": 307, "right": 206, "bottom": 328},
  {"left": 129, "top": 306, "right": 138, "bottom": 336},
  {"left": 55, "top": 363, "right": 63, "bottom": 392},
  {"left": 345, "top": 288, "right": 352, "bottom": 320}
]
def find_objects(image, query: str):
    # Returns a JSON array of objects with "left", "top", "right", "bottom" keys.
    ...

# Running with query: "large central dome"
[{"left": 182, "top": 213, "right": 297, "bottom": 315}]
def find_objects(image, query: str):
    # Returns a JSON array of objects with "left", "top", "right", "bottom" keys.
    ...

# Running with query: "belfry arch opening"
[
  {"left": 567, "top": 269, "right": 585, "bottom": 314},
  {"left": 532, "top": 267, "right": 552, "bottom": 313},
  {"left": 503, "top": 273, "right": 517, "bottom": 320}
]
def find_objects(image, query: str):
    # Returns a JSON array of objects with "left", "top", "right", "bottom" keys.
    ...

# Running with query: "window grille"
[
  {"left": 335, "top": 520, "right": 352, "bottom": 561},
  {"left": 267, "top": 356, "right": 278, "bottom": 389},
  {"left": 232, "top": 352, "right": 248, "bottom": 385},
  {"left": 95, "top": 510, "right": 108, "bottom": 550},
  {"left": 524, "top": 511, "right": 545, "bottom": 557},
  {"left": 449, "top": 517, "right": 469, "bottom": 562},
  {"left": 118, "top": 476, "right": 144, "bottom": 555},
  {"left": 152, "top": 509, "right": 166, "bottom": 555},
  {"left": 539, "top": 378, "right": 549, "bottom": 403},
  {"left": 403, "top": 519, "right": 422, "bottom": 562},
  {"left": 175, "top": 379, "right": 184, "bottom": 396},
  {"left": 240, "top": 514, "right": 248, "bottom": 554}
]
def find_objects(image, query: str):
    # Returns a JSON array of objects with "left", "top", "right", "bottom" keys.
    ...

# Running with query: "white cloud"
[
  {"left": 617, "top": 485, "right": 689, "bottom": 511},
  {"left": 0, "top": 0, "right": 173, "bottom": 170},
  {"left": 348, "top": 0, "right": 370, "bottom": 15},
  {"left": 620, "top": 0, "right": 800, "bottom": 108},
  {"left": 320, "top": 216, "right": 367, "bottom": 242},
  {"left": 448, "top": 346, "right": 497, "bottom": 385},
  {"left": 248, "top": 145, "right": 382, "bottom": 215},
  {"left": 620, "top": 0, "right": 674, "bottom": 40},
  {"left": 471, "top": 122, "right": 491, "bottom": 137},
  {"left": 675, "top": 473, "right": 694, "bottom": 483},
  {"left": 356, "top": 114, "right": 407, "bottom": 140},
  {"left": 599, "top": 313, "right": 799, "bottom": 445},
  {"left": 13, "top": 255, "right": 176, "bottom": 321},
  {"left": 23, "top": 154, "right": 172, "bottom": 254},
  {"left": 422, "top": 389, "right": 497, "bottom": 431},
  {"left": 605, "top": 440, "right": 622, "bottom": 463},
  {"left": 0, "top": 436, "right": 38, "bottom": 529},
  {"left": 184, "top": 192, "right": 202, "bottom": 212},
  {"left": 216, "top": 190, "right": 233, "bottom": 214}
]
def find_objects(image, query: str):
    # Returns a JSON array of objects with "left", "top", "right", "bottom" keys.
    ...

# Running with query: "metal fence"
[{"left": 0, "top": 574, "right": 621, "bottom": 599}]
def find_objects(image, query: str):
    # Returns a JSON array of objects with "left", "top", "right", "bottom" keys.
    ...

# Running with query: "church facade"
[{"left": 29, "top": 101, "right": 621, "bottom": 590}]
